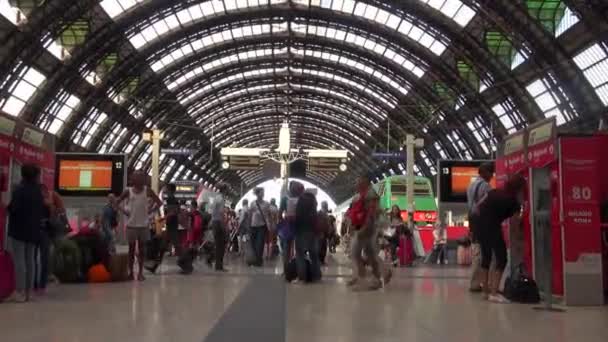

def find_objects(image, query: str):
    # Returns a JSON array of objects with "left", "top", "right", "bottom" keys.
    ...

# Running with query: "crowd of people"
[{"left": 3, "top": 160, "right": 527, "bottom": 302}]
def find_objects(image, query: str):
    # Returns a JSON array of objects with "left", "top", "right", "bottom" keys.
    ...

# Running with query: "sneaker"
[
  {"left": 6, "top": 292, "right": 27, "bottom": 303},
  {"left": 383, "top": 269, "right": 393, "bottom": 287},
  {"left": 367, "top": 278, "right": 382, "bottom": 291},
  {"left": 488, "top": 294, "right": 510, "bottom": 304},
  {"left": 346, "top": 278, "right": 359, "bottom": 287},
  {"left": 144, "top": 263, "right": 159, "bottom": 274}
]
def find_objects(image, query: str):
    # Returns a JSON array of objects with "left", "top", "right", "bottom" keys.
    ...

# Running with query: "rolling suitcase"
[
  {"left": 398, "top": 235, "right": 414, "bottom": 267},
  {"left": 457, "top": 246, "right": 472, "bottom": 265},
  {"left": 284, "top": 258, "right": 313, "bottom": 283},
  {"left": 0, "top": 242, "right": 15, "bottom": 301}
]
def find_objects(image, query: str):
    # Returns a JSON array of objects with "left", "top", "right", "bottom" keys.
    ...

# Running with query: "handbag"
[
  {"left": 277, "top": 220, "right": 294, "bottom": 241},
  {"left": 504, "top": 263, "right": 541, "bottom": 303}
]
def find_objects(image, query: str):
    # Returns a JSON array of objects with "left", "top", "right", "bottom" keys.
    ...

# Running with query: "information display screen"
[
  {"left": 55, "top": 153, "right": 126, "bottom": 197},
  {"left": 58, "top": 160, "right": 113, "bottom": 191},
  {"left": 438, "top": 160, "right": 495, "bottom": 203}
]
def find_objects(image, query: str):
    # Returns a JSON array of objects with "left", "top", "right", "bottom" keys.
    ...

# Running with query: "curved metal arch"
[
  {"left": 75, "top": 10, "right": 456, "bottom": 146},
  {"left": 174, "top": 60, "right": 399, "bottom": 112},
  {"left": 188, "top": 78, "right": 391, "bottom": 126},
  {"left": 478, "top": 0, "right": 603, "bottom": 121},
  {"left": 211, "top": 110, "right": 373, "bottom": 149},
  {"left": 196, "top": 94, "right": 379, "bottom": 134},
  {"left": 30, "top": 4, "right": 492, "bottom": 167},
  {"left": 208, "top": 107, "right": 374, "bottom": 146}
]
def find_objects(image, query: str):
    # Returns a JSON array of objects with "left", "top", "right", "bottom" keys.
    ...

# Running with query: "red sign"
[
  {"left": 560, "top": 137, "right": 602, "bottom": 261},
  {"left": 527, "top": 140, "right": 556, "bottom": 167}
]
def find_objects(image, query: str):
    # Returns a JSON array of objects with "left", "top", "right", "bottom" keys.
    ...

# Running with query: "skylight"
[
  {"left": 418, "top": 0, "right": 477, "bottom": 27},
  {"left": 526, "top": 77, "right": 575, "bottom": 125},
  {"left": 1, "top": 65, "right": 46, "bottom": 116},
  {"left": 573, "top": 43, "right": 608, "bottom": 106},
  {"left": 100, "top": 0, "right": 145, "bottom": 18}
]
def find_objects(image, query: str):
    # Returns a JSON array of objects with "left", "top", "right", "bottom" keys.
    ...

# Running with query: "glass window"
[
  {"left": 100, "top": 0, "right": 145, "bottom": 18},
  {"left": 72, "top": 107, "right": 108, "bottom": 147},
  {"left": 525, "top": 76, "right": 576, "bottom": 124},
  {"left": 492, "top": 99, "right": 525, "bottom": 133},
  {"left": 38, "top": 90, "right": 81, "bottom": 134},
  {"left": 0, "top": 0, "right": 21, "bottom": 25},
  {"left": 573, "top": 43, "right": 608, "bottom": 106},
  {"left": 1, "top": 65, "right": 46, "bottom": 116}
]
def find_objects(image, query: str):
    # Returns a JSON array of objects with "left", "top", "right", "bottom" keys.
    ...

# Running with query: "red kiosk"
[
  {"left": 0, "top": 111, "right": 56, "bottom": 247},
  {"left": 496, "top": 118, "right": 608, "bottom": 305}
]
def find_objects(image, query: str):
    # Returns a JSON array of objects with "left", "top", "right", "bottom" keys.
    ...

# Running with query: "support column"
[{"left": 404, "top": 134, "right": 424, "bottom": 233}]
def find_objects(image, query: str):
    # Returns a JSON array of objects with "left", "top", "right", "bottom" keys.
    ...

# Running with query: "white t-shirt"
[{"left": 250, "top": 200, "right": 270, "bottom": 227}]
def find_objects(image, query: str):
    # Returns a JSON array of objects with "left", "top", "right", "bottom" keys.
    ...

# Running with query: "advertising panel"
[
  {"left": 527, "top": 118, "right": 557, "bottom": 168},
  {"left": 560, "top": 136, "right": 604, "bottom": 305},
  {"left": 58, "top": 160, "right": 113, "bottom": 191}
]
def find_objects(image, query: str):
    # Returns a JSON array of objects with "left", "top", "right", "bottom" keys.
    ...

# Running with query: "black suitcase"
[
  {"left": 177, "top": 248, "right": 197, "bottom": 274},
  {"left": 284, "top": 258, "right": 314, "bottom": 283}
]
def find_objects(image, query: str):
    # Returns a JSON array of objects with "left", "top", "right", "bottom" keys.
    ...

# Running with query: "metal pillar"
[
  {"left": 404, "top": 134, "right": 424, "bottom": 232},
  {"left": 151, "top": 128, "right": 162, "bottom": 194}
]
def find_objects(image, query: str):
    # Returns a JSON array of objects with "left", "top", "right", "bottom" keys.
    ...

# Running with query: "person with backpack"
[
  {"left": 466, "top": 163, "right": 494, "bottom": 292},
  {"left": 294, "top": 190, "right": 322, "bottom": 282},
  {"left": 279, "top": 181, "right": 303, "bottom": 275},
  {"left": 249, "top": 187, "right": 271, "bottom": 267},
  {"left": 347, "top": 174, "right": 391, "bottom": 291},
  {"left": 6, "top": 164, "right": 46, "bottom": 302},
  {"left": 101, "top": 194, "right": 118, "bottom": 253},
  {"left": 474, "top": 174, "right": 526, "bottom": 304}
]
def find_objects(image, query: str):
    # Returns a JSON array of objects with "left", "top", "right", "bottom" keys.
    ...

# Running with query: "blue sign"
[{"left": 372, "top": 152, "right": 405, "bottom": 160}]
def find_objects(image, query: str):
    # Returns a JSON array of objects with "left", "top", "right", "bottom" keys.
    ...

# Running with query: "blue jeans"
[
  {"left": 35, "top": 232, "right": 50, "bottom": 290},
  {"left": 250, "top": 225, "right": 267, "bottom": 266},
  {"left": 295, "top": 231, "right": 321, "bottom": 282},
  {"left": 8, "top": 237, "right": 36, "bottom": 293}
]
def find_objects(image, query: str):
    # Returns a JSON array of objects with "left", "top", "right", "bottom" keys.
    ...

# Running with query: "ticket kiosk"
[{"left": 496, "top": 118, "right": 607, "bottom": 305}]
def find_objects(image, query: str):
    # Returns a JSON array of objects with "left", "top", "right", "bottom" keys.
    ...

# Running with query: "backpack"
[
  {"left": 295, "top": 193, "right": 317, "bottom": 232},
  {"left": 504, "top": 264, "right": 541, "bottom": 303}
]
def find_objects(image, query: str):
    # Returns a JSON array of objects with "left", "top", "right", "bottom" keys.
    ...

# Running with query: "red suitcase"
[
  {"left": 398, "top": 235, "right": 414, "bottom": 267},
  {"left": 0, "top": 247, "right": 16, "bottom": 301}
]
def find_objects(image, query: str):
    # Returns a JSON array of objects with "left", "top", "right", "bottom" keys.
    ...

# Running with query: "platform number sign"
[
  {"left": 115, "top": 161, "right": 122, "bottom": 169},
  {"left": 571, "top": 186, "right": 592, "bottom": 201}
]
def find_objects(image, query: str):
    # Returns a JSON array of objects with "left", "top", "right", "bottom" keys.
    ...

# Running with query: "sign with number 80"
[{"left": 572, "top": 186, "right": 592, "bottom": 201}]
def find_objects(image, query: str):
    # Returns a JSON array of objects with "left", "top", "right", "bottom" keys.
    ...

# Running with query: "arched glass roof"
[{"left": 1, "top": 0, "right": 606, "bottom": 200}]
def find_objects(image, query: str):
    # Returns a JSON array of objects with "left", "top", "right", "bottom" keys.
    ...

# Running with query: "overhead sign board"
[
  {"left": 223, "top": 155, "right": 261, "bottom": 170},
  {"left": 308, "top": 157, "right": 342, "bottom": 172},
  {"left": 372, "top": 151, "right": 405, "bottom": 160},
  {"left": 161, "top": 148, "right": 196, "bottom": 155}
]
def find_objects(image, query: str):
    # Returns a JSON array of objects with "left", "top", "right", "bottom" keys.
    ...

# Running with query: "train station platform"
[{"left": 1, "top": 256, "right": 607, "bottom": 342}]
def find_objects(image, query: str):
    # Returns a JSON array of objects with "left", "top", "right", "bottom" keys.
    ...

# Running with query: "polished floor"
[{"left": 1, "top": 254, "right": 607, "bottom": 342}]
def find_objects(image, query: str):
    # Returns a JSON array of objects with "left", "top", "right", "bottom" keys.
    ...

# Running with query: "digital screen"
[
  {"left": 55, "top": 153, "right": 126, "bottom": 197},
  {"left": 58, "top": 160, "right": 112, "bottom": 191},
  {"left": 451, "top": 166, "right": 497, "bottom": 196},
  {"left": 438, "top": 160, "right": 495, "bottom": 203}
]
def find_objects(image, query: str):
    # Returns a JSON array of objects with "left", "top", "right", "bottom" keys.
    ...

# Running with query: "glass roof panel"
[
  {"left": 124, "top": 0, "right": 449, "bottom": 57},
  {"left": 190, "top": 83, "right": 386, "bottom": 125},
  {"left": 100, "top": 0, "right": 145, "bottom": 18},
  {"left": 574, "top": 43, "right": 608, "bottom": 106},
  {"left": 179, "top": 66, "right": 397, "bottom": 111},
  {"left": 418, "top": 0, "right": 476, "bottom": 27}
]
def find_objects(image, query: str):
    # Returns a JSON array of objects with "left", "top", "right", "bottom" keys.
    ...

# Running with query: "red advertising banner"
[{"left": 560, "top": 137, "right": 602, "bottom": 260}]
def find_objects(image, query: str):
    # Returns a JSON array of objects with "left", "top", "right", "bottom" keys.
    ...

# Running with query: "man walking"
[
  {"left": 211, "top": 184, "right": 229, "bottom": 272},
  {"left": 466, "top": 163, "right": 494, "bottom": 292}
]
